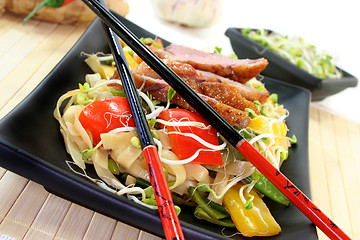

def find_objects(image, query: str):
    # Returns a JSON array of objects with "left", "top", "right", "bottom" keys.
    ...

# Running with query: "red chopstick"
[
  {"left": 97, "top": 1, "right": 184, "bottom": 239},
  {"left": 81, "top": 1, "right": 351, "bottom": 239},
  {"left": 237, "top": 140, "right": 350, "bottom": 240}
]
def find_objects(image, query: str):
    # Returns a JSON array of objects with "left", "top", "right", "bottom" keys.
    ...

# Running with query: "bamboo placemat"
[
  {"left": 0, "top": 170, "right": 160, "bottom": 240},
  {"left": 0, "top": 12, "right": 91, "bottom": 119},
  {"left": 309, "top": 104, "right": 360, "bottom": 240},
  {"left": 0, "top": 11, "right": 359, "bottom": 240}
]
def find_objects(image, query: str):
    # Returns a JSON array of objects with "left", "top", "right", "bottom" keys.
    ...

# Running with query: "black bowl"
[
  {"left": 0, "top": 15, "right": 316, "bottom": 239},
  {"left": 225, "top": 28, "right": 358, "bottom": 101}
]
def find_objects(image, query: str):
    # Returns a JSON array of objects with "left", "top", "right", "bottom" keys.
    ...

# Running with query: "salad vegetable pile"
[{"left": 54, "top": 38, "right": 297, "bottom": 237}]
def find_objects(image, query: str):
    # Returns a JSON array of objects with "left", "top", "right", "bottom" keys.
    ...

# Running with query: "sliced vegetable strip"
[
  {"left": 79, "top": 96, "right": 135, "bottom": 144},
  {"left": 158, "top": 108, "right": 223, "bottom": 165},
  {"left": 223, "top": 183, "right": 281, "bottom": 237}
]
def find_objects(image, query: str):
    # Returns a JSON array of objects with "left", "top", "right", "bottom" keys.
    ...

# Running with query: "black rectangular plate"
[
  {"left": 225, "top": 27, "right": 358, "bottom": 101},
  {"left": 0, "top": 15, "right": 317, "bottom": 239}
]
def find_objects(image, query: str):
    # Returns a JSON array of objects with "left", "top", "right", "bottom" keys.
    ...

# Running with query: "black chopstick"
[
  {"left": 97, "top": 1, "right": 184, "bottom": 239},
  {"left": 81, "top": 1, "right": 352, "bottom": 239}
]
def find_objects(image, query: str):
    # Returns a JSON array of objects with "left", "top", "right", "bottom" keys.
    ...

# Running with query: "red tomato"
[
  {"left": 79, "top": 97, "right": 135, "bottom": 144},
  {"left": 158, "top": 109, "right": 223, "bottom": 166}
]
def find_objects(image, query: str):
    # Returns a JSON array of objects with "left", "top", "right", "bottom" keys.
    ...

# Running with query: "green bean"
[
  {"left": 194, "top": 207, "right": 235, "bottom": 227},
  {"left": 188, "top": 187, "right": 229, "bottom": 220},
  {"left": 121, "top": 173, "right": 151, "bottom": 188},
  {"left": 143, "top": 198, "right": 181, "bottom": 215},
  {"left": 120, "top": 174, "right": 194, "bottom": 207},
  {"left": 108, "top": 159, "right": 119, "bottom": 175},
  {"left": 244, "top": 175, "right": 290, "bottom": 206},
  {"left": 204, "top": 199, "right": 230, "bottom": 216},
  {"left": 172, "top": 194, "right": 196, "bottom": 207}
]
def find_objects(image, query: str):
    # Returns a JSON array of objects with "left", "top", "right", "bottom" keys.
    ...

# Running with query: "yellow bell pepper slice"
[
  {"left": 247, "top": 118, "right": 287, "bottom": 137},
  {"left": 247, "top": 117, "right": 269, "bottom": 134},
  {"left": 247, "top": 118, "right": 288, "bottom": 147},
  {"left": 123, "top": 50, "right": 139, "bottom": 69},
  {"left": 100, "top": 64, "right": 117, "bottom": 79},
  {"left": 223, "top": 183, "right": 281, "bottom": 237}
]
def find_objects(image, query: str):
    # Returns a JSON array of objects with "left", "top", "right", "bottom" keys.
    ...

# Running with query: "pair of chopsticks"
[
  {"left": 83, "top": 0, "right": 351, "bottom": 239},
  {"left": 97, "top": 0, "right": 184, "bottom": 239}
]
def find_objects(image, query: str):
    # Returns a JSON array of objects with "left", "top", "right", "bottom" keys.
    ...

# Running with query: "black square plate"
[
  {"left": 225, "top": 28, "right": 358, "bottom": 101},
  {"left": 0, "top": 15, "right": 316, "bottom": 239}
]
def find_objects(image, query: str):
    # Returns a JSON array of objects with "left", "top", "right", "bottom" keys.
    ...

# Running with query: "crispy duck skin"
[
  {"left": 200, "top": 95, "right": 251, "bottom": 128},
  {"left": 198, "top": 81, "right": 260, "bottom": 114},
  {"left": 197, "top": 70, "right": 269, "bottom": 104},
  {"left": 164, "top": 44, "right": 268, "bottom": 84}
]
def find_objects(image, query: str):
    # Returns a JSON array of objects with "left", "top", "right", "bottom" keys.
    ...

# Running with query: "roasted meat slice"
[
  {"left": 200, "top": 95, "right": 250, "bottom": 128},
  {"left": 164, "top": 44, "right": 268, "bottom": 84},
  {"left": 198, "top": 81, "right": 260, "bottom": 114},
  {"left": 197, "top": 70, "right": 269, "bottom": 103},
  {"left": 132, "top": 59, "right": 206, "bottom": 93}
]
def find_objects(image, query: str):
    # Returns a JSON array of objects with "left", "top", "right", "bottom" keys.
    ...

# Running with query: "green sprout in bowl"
[{"left": 242, "top": 28, "right": 343, "bottom": 79}]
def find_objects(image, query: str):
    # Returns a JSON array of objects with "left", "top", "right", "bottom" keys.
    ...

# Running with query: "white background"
[{"left": 126, "top": 0, "right": 360, "bottom": 123}]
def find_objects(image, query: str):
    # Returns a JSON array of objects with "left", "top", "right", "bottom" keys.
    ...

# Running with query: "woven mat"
[
  {"left": 0, "top": 11, "right": 359, "bottom": 240},
  {"left": 309, "top": 104, "right": 360, "bottom": 239}
]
